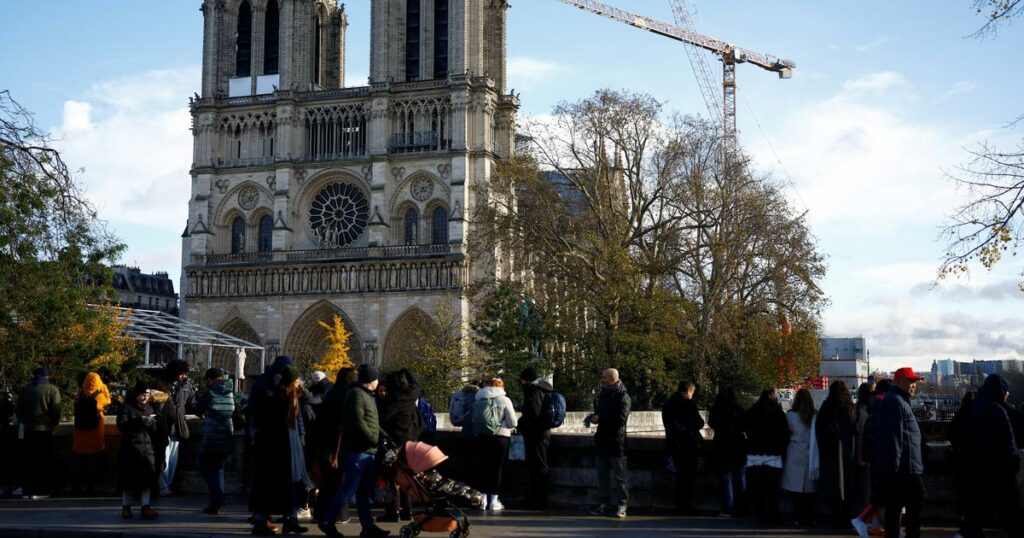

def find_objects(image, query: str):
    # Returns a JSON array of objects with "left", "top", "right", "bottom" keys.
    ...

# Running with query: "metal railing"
[
  {"left": 193, "top": 243, "right": 460, "bottom": 266},
  {"left": 389, "top": 132, "right": 451, "bottom": 153}
]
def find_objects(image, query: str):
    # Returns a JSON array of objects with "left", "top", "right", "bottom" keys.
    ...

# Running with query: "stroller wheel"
[
  {"left": 450, "top": 530, "right": 468, "bottom": 538},
  {"left": 399, "top": 526, "right": 416, "bottom": 538}
]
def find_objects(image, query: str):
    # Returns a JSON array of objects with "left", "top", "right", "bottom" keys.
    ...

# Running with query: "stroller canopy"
[{"left": 403, "top": 441, "right": 449, "bottom": 474}]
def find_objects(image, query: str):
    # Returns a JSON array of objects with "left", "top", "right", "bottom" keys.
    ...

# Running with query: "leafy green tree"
[
  {"left": 0, "top": 90, "right": 128, "bottom": 402},
  {"left": 397, "top": 302, "right": 484, "bottom": 409}
]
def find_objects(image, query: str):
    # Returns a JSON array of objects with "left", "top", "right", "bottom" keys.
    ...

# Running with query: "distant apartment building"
[
  {"left": 112, "top": 266, "right": 179, "bottom": 314},
  {"left": 819, "top": 337, "right": 869, "bottom": 388}
]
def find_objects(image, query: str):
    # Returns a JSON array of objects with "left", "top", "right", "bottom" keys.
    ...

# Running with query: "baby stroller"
[{"left": 382, "top": 439, "right": 484, "bottom": 538}]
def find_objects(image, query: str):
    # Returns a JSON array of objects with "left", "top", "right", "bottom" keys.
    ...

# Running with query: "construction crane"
[{"left": 555, "top": 0, "right": 795, "bottom": 150}]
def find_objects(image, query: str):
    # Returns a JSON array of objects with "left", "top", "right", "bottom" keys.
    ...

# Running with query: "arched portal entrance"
[
  {"left": 283, "top": 301, "right": 363, "bottom": 368},
  {"left": 214, "top": 317, "right": 263, "bottom": 376},
  {"left": 381, "top": 307, "right": 436, "bottom": 372}
]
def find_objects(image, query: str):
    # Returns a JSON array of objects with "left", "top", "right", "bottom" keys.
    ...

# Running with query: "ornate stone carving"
[
  {"left": 309, "top": 183, "right": 369, "bottom": 247},
  {"left": 296, "top": 169, "right": 307, "bottom": 184},
  {"left": 437, "top": 164, "right": 451, "bottom": 180},
  {"left": 392, "top": 167, "right": 406, "bottom": 183},
  {"left": 215, "top": 178, "right": 230, "bottom": 194},
  {"left": 266, "top": 174, "right": 276, "bottom": 190},
  {"left": 361, "top": 165, "right": 373, "bottom": 182},
  {"left": 410, "top": 177, "right": 434, "bottom": 202},
  {"left": 238, "top": 185, "right": 260, "bottom": 210}
]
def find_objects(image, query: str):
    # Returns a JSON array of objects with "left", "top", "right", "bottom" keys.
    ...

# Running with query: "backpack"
[
  {"left": 449, "top": 390, "right": 472, "bottom": 427},
  {"left": 540, "top": 391, "right": 567, "bottom": 429},
  {"left": 74, "top": 392, "right": 101, "bottom": 431},
  {"left": 418, "top": 397, "right": 437, "bottom": 434},
  {"left": 473, "top": 397, "right": 503, "bottom": 437}
]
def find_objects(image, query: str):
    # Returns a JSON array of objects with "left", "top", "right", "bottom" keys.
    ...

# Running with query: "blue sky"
[{"left": 3, "top": 1, "right": 1023, "bottom": 373}]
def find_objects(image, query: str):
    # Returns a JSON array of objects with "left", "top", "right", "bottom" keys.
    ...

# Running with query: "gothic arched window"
[
  {"left": 433, "top": 0, "right": 449, "bottom": 79},
  {"left": 404, "top": 207, "right": 419, "bottom": 245},
  {"left": 231, "top": 216, "right": 246, "bottom": 254},
  {"left": 236, "top": 1, "right": 253, "bottom": 77},
  {"left": 431, "top": 206, "right": 448, "bottom": 244},
  {"left": 258, "top": 215, "right": 273, "bottom": 253},
  {"left": 264, "top": 0, "right": 280, "bottom": 75},
  {"left": 406, "top": 0, "right": 421, "bottom": 82}
]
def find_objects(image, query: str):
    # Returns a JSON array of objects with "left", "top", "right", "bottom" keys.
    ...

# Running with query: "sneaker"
[
  {"left": 359, "top": 525, "right": 391, "bottom": 537},
  {"left": 588, "top": 504, "right": 608, "bottom": 516},
  {"left": 296, "top": 507, "right": 313, "bottom": 522},
  {"left": 851, "top": 517, "right": 870, "bottom": 538},
  {"left": 614, "top": 505, "right": 627, "bottom": 519},
  {"left": 490, "top": 496, "right": 505, "bottom": 512},
  {"left": 140, "top": 506, "right": 158, "bottom": 520},
  {"left": 202, "top": 505, "right": 222, "bottom": 515},
  {"left": 281, "top": 518, "right": 309, "bottom": 534}
]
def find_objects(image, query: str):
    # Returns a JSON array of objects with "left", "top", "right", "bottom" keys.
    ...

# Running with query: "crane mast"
[{"left": 555, "top": 0, "right": 795, "bottom": 150}]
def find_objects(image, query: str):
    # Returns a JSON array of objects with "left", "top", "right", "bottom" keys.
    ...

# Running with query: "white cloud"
[
  {"left": 937, "top": 81, "right": 977, "bottom": 102},
  {"left": 853, "top": 36, "right": 893, "bottom": 53},
  {"left": 51, "top": 67, "right": 200, "bottom": 283},
  {"left": 508, "top": 56, "right": 564, "bottom": 91},
  {"left": 61, "top": 101, "right": 93, "bottom": 132},
  {"left": 841, "top": 71, "right": 906, "bottom": 93}
]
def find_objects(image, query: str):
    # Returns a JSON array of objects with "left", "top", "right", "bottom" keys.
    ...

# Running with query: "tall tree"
[{"left": 0, "top": 90, "right": 128, "bottom": 397}]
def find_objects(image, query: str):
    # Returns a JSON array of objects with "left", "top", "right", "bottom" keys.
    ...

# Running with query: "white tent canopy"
[{"left": 104, "top": 306, "right": 265, "bottom": 374}]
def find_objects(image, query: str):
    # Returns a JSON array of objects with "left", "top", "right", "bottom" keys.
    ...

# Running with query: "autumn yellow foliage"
[{"left": 315, "top": 314, "right": 354, "bottom": 380}]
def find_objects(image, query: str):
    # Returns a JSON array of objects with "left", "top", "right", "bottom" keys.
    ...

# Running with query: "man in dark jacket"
[
  {"left": 16, "top": 367, "right": 61, "bottom": 499},
  {"left": 160, "top": 359, "right": 196, "bottom": 496},
  {"left": 662, "top": 380, "right": 705, "bottom": 515},
  {"left": 876, "top": 367, "right": 925, "bottom": 538},
  {"left": 519, "top": 367, "right": 555, "bottom": 510},
  {"left": 319, "top": 364, "right": 390, "bottom": 538},
  {"left": 963, "top": 374, "right": 1022, "bottom": 537},
  {"left": 195, "top": 368, "right": 235, "bottom": 514},
  {"left": 586, "top": 368, "right": 632, "bottom": 519},
  {"left": 377, "top": 368, "right": 423, "bottom": 521}
]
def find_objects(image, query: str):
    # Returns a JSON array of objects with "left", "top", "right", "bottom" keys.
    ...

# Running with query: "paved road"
[{"left": 0, "top": 495, "right": 966, "bottom": 537}]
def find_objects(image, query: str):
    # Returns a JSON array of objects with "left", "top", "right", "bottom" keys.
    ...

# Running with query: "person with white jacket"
[
  {"left": 472, "top": 377, "right": 518, "bottom": 511},
  {"left": 781, "top": 388, "right": 820, "bottom": 527}
]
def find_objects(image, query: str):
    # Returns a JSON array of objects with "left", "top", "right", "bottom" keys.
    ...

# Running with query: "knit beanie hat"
[
  {"left": 312, "top": 371, "right": 327, "bottom": 383},
  {"left": 357, "top": 364, "right": 380, "bottom": 384},
  {"left": 280, "top": 365, "right": 300, "bottom": 387}
]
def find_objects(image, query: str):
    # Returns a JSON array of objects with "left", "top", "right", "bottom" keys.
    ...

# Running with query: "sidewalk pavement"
[{"left": 0, "top": 495, "right": 962, "bottom": 538}]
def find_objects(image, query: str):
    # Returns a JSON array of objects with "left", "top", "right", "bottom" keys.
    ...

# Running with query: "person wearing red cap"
[{"left": 876, "top": 367, "right": 925, "bottom": 538}]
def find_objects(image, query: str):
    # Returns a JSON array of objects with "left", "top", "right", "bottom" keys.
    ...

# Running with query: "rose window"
[{"left": 308, "top": 183, "right": 368, "bottom": 247}]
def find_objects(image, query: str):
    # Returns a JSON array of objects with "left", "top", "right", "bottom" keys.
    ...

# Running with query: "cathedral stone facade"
[{"left": 181, "top": 0, "right": 516, "bottom": 373}]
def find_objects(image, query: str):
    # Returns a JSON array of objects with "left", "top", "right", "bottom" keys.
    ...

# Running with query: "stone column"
[
  {"left": 279, "top": 0, "right": 295, "bottom": 90},
  {"left": 252, "top": 4, "right": 266, "bottom": 95}
]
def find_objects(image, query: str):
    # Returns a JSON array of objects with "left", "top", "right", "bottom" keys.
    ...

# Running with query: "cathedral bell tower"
[{"left": 183, "top": 0, "right": 517, "bottom": 374}]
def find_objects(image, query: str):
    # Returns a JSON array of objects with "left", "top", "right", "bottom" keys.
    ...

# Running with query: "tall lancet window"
[
  {"left": 231, "top": 216, "right": 246, "bottom": 254},
  {"left": 405, "top": 0, "right": 421, "bottom": 82},
  {"left": 433, "top": 0, "right": 449, "bottom": 79},
  {"left": 313, "top": 12, "right": 324, "bottom": 86},
  {"left": 404, "top": 207, "right": 419, "bottom": 245},
  {"left": 264, "top": 0, "right": 280, "bottom": 75},
  {"left": 236, "top": 1, "right": 253, "bottom": 77},
  {"left": 431, "top": 206, "right": 448, "bottom": 244},
  {"left": 258, "top": 215, "right": 273, "bottom": 253}
]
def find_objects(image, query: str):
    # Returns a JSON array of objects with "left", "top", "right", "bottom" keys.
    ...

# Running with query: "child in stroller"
[{"left": 380, "top": 438, "right": 485, "bottom": 538}]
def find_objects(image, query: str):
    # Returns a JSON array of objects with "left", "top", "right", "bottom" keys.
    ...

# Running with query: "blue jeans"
[
  {"left": 161, "top": 438, "right": 180, "bottom": 492},
  {"left": 718, "top": 466, "right": 745, "bottom": 514},
  {"left": 325, "top": 452, "right": 375, "bottom": 528}
]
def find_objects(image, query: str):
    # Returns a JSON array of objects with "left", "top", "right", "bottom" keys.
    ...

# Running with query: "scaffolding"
[{"left": 106, "top": 306, "right": 265, "bottom": 375}]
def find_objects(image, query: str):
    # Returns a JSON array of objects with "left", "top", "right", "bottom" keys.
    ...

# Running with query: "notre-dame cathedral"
[{"left": 181, "top": 0, "right": 516, "bottom": 373}]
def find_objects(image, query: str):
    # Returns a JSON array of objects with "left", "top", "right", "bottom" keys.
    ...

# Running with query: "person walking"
[
  {"left": 313, "top": 367, "right": 357, "bottom": 524},
  {"left": 947, "top": 391, "right": 975, "bottom": 538},
  {"left": 377, "top": 369, "right": 424, "bottom": 521},
  {"left": 248, "top": 356, "right": 300, "bottom": 536},
  {"left": 587, "top": 368, "right": 632, "bottom": 519},
  {"left": 781, "top": 388, "right": 818, "bottom": 527},
  {"left": 852, "top": 382, "right": 875, "bottom": 509},
  {"left": 518, "top": 367, "right": 555, "bottom": 510},
  {"left": 449, "top": 381, "right": 480, "bottom": 484},
  {"left": 71, "top": 372, "right": 111, "bottom": 497},
  {"left": 707, "top": 386, "right": 747, "bottom": 517},
  {"left": 661, "top": 380, "right": 705, "bottom": 515},
  {"left": 319, "top": 364, "right": 390, "bottom": 538},
  {"left": 160, "top": 359, "right": 196, "bottom": 496},
  {"left": 816, "top": 380, "right": 856, "bottom": 528},
  {"left": 117, "top": 381, "right": 160, "bottom": 520},
  {"left": 472, "top": 377, "right": 518, "bottom": 512},
  {"left": 851, "top": 378, "right": 893, "bottom": 538},
  {"left": 195, "top": 367, "right": 235, "bottom": 515},
  {"left": 876, "top": 367, "right": 926, "bottom": 538},
  {"left": 742, "top": 389, "right": 789, "bottom": 525},
  {"left": 962, "top": 374, "right": 1022, "bottom": 537},
  {"left": 16, "top": 367, "right": 61, "bottom": 499}
]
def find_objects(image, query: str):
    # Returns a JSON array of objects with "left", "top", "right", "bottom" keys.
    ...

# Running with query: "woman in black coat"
[
  {"left": 117, "top": 381, "right": 160, "bottom": 520},
  {"left": 708, "top": 387, "right": 747, "bottom": 516},
  {"left": 248, "top": 357, "right": 298, "bottom": 535},
  {"left": 377, "top": 369, "right": 424, "bottom": 521},
  {"left": 742, "top": 389, "right": 789, "bottom": 524},
  {"left": 815, "top": 380, "right": 856, "bottom": 528}
]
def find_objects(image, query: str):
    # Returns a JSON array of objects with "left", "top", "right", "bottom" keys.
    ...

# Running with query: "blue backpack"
[
  {"left": 540, "top": 391, "right": 567, "bottom": 429},
  {"left": 418, "top": 397, "right": 437, "bottom": 434}
]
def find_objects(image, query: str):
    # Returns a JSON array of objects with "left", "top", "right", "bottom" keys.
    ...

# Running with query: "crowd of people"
[{"left": 0, "top": 360, "right": 1021, "bottom": 537}]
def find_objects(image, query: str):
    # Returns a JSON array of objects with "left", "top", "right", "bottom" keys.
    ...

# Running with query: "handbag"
[{"left": 509, "top": 434, "right": 526, "bottom": 461}]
